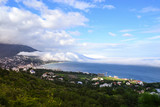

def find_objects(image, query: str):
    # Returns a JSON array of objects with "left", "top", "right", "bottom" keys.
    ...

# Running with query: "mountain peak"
[{"left": 0, "top": 43, "right": 37, "bottom": 58}]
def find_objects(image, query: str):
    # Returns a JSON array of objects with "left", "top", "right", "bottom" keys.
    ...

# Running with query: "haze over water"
[{"left": 42, "top": 62, "right": 160, "bottom": 83}]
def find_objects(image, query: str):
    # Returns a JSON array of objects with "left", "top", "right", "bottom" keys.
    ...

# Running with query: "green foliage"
[
  {"left": 0, "top": 68, "right": 61, "bottom": 107},
  {"left": 138, "top": 93, "right": 160, "bottom": 107},
  {"left": 0, "top": 68, "right": 160, "bottom": 107}
]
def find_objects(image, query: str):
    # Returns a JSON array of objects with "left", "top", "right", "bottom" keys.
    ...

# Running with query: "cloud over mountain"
[
  {"left": 0, "top": 0, "right": 160, "bottom": 66},
  {"left": 0, "top": 1, "right": 88, "bottom": 52}
]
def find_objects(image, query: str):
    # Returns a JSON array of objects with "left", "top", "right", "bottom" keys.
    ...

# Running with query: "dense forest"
[{"left": 0, "top": 68, "right": 160, "bottom": 107}]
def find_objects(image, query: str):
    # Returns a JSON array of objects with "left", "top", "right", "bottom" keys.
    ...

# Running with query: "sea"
[{"left": 41, "top": 62, "right": 160, "bottom": 83}]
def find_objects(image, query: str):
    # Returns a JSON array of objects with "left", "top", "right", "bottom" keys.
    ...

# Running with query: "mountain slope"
[{"left": 0, "top": 43, "right": 37, "bottom": 57}]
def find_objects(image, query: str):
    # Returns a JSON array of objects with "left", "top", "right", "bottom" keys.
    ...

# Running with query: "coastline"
[{"left": 39, "top": 62, "right": 160, "bottom": 83}]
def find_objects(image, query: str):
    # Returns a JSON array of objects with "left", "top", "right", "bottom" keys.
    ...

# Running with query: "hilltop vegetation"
[{"left": 0, "top": 68, "right": 160, "bottom": 107}]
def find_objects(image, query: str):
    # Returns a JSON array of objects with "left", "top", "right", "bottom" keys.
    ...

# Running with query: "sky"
[{"left": 0, "top": 0, "right": 160, "bottom": 66}]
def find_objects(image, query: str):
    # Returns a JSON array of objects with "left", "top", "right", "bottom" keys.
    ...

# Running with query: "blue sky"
[{"left": 0, "top": 0, "right": 160, "bottom": 65}]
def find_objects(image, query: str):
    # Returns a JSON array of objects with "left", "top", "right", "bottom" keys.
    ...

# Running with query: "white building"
[
  {"left": 59, "top": 78, "right": 63, "bottom": 81},
  {"left": 114, "top": 76, "right": 118, "bottom": 79},
  {"left": 117, "top": 82, "right": 122, "bottom": 86},
  {"left": 92, "top": 78, "right": 98, "bottom": 81},
  {"left": 138, "top": 81, "right": 144, "bottom": 86},
  {"left": 30, "top": 69, "right": 35, "bottom": 74},
  {"left": 100, "top": 83, "right": 112, "bottom": 88},
  {"left": 156, "top": 89, "right": 160, "bottom": 93},
  {"left": 78, "top": 81, "right": 83, "bottom": 84},
  {"left": 100, "top": 78, "right": 104, "bottom": 81},
  {"left": 12, "top": 67, "right": 19, "bottom": 72},
  {"left": 42, "top": 72, "right": 48, "bottom": 78},
  {"left": 126, "top": 82, "right": 130, "bottom": 85}
]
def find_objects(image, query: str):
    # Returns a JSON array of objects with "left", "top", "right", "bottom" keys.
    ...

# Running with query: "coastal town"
[
  {"left": 0, "top": 56, "right": 160, "bottom": 106},
  {"left": 0, "top": 55, "right": 43, "bottom": 70},
  {"left": 38, "top": 71, "right": 160, "bottom": 94},
  {"left": 0, "top": 55, "right": 160, "bottom": 96},
  {"left": 7, "top": 64, "right": 159, "bottom": 95}
]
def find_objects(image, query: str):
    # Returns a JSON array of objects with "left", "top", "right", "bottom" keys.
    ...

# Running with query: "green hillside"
[{"left": 0, "top": 68, "right": 160, "bottom": 107}]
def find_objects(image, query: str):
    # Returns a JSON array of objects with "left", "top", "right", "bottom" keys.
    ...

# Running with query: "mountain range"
[{"left": 0, "top": 43, "right": 37, "bottom": 58}]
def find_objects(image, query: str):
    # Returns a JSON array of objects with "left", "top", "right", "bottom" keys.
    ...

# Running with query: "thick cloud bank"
[
  {"left": 92, "top": 57, "right": 160, "bottom": 67},
  {"left": 18, "top": 51, "right": 160, "bottom": 67},
  {"left": 18, "top": 51, "right": 88, "bottom": 62},
  {"left": 1, "top": 0, "right": 160, "bottom": 67},
  {"left": 0, "top": 4, "right": 87, "bottom": 51}
]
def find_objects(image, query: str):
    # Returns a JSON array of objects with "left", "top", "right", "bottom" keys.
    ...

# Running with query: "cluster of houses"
[
  {"left": 11, "top": 63, "right": 34, "bottom": 72},
  {"left": 29, "top": 71, "right": 160, "bottom": 95},
  {"left": 92, "top": 80, "right": 122, "bottom": 87},
  {"left": 39, "top": 71, "right": 145, "bottom": 89},
  {"left": 0, "top": 55, "right": 42, "bottom": 71},
  {"left": 92, "top": 77, "right": 104, "bottom": 81},
  {"left": 8, "top": 64, "right": 159, "bottom": 95},
  {"left": 23, "top": 69, "right": 160, "bottom": 95},
  {"left": 10, "top": 65, "right": 146, "bottom": 89},
  {"left": 91, "top": 75, "right": 144, "bottom": 88},
  {"left": 41, "top": 72, "right": 58, "bottom": 81},
  {"left": 1, "top": 55, "right": 159, "bottom": 96},
  {"left": 40, "top": 72, "right": 85, "bottom": 85},
  {"left": 100, "top": 83, "right": 112, "bottom": 88},
  {"left": 41, "top": 72, "right": 85, "bottom": 85}
]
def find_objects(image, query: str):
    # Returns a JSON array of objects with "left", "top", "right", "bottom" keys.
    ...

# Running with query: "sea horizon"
[{"left": 41, "top": 61, "right": 160, "bottom": 83}]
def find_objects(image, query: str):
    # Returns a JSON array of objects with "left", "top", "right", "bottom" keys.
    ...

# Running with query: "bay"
[{"left": 41, "top": 62, "right": 160, "bottom": 83}]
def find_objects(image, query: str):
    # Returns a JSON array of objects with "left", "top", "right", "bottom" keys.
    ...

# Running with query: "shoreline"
[
  {"left": 37, "top": 62, "right": 160, "bottom": 83},
  {"left": 34, "top": 67, "right": 153, "bottom": 84}
]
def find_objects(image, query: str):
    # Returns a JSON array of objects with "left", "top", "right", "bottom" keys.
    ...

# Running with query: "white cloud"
[
  {"left": 23, "top": 0, "right": 47, "bottom": 10},
  {"left": 76, "top": 42, "right": 123, "bottom": 57},
  {"left": 88, "top": 30, "right": 93, "bottom": 33},
  {"left": 93, "top": 0, "right": 105, "bottom": 3},
  {"left": 148, "top": 36, "right": 160, "bottom": 40},
  {"left": 19, "top": 49, "right": 160, "bottom": 67},
  {"left": 130, "top": 8, "right": 136, "bottom": 12},
  {"left": 84, "top": 54, "right": 106, "bottom": 59},
  {"left": 0, "top": 0, "right": 91, "bottom": 61},
  {"left": 142, "top": 25, "right": 160, "bottom": 33},
  {"left": 18, "top": 51, "right": 85, "bottom": 61},
  {"left": 108, "top": 32, "right": 116, "bottom": 36},
  {"left": 156, "top": 17, "right": 160, "bottom": 22},
  {"left": 103, "top": 5, "right": 115, "bottom": 10},
  {"left": 0, "top": 0, "right": 7, "bottom": 5},
  {"left": 120, "top": 29, "right": 135, "bottom": 32},
  {"left": 52, "top": 0, "right": 95, "bottom": 11},
  {"left": 1, "top": 0, "right": 160, "bottom": 66},
  {"left": 79, "top": 39, "right": 160, "bottom": 58},
  {"left": 17, "top": 37, "right": 160, "bottom": 66},
  {"left": 60, "top": 38, "right": 75, "bottom": 45},
  {"left": 121, "top": 38, "right": 136, "bottom": 42},
  {"left": 140, "top": 7, "right": 160, "bottom": 13},
  {"left": 92, "top": 57, "right": 160, "bottom": 67},
  {"left": 14, "top": 0, "right": 88, "bottom": 29},
  {"left": 144, "top": 29, "right": 160, "bottom": 33},
  {"left": 41, "top": 9, "right": 88, "bottom": 29},
  {"left": 69, "top": 31, "right": 81, "bottom": 36},
  {"left": 137, "top": 15, "right": 141, "bottom": 19},
  {"left": 0, "top": 5, "right": 88, "bottom": 51},
  {"left": 122, "top": 33, "right": 133, "bottom": 37},
  {"left": 15, "top": 0, "right": 47, "bottom": 11}
]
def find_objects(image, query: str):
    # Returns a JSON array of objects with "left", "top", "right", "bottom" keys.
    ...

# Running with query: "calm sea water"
[{"left": 41, "top": 62, "right": 160, "bottom": 83}]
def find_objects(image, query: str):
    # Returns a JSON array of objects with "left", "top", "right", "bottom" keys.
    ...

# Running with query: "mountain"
[{"left": 0, "top": 43, "right": 37, "bottom": 57}]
